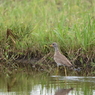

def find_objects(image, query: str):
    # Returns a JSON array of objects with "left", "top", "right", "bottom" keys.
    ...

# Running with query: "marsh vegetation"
[{"left": 0, "top": 0, "right": 95, "bottom": 75}]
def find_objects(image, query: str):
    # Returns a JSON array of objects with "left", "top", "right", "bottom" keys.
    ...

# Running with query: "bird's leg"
[
  {"left": 64, "top": 66, "right": 67, "bottom": 76},
  {"left": 56, "top": 66, "right": 59, "bottom": 75}
]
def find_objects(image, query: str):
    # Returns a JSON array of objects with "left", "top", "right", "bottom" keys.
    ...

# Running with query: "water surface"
[{"left": 0, "top": 72, "right": 95, "bottom": 95}]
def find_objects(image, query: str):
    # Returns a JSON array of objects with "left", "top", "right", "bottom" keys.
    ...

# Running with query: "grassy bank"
[{"left": 0, "top": 0, "right": 95, "bottom": 75}]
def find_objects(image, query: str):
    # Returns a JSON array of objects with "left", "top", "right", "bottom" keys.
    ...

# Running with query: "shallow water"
[{"left": 0, "top": 72, "right": 95, "bottom": 95}]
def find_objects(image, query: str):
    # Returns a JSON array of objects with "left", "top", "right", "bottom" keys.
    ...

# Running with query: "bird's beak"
[{"left": 50, "top": 45, "right": 53, "bottom": 47}]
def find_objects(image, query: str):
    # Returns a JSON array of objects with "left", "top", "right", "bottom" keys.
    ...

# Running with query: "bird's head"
[{"left": 50, "top": 42, "right": 58, "bottom": 48}]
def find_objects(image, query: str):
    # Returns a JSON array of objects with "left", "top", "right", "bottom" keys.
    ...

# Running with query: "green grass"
[{"left": 0, "top": 0, "right": 95, "bottom": 60}]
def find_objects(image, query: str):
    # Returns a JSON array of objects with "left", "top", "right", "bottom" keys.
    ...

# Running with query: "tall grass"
[{"left": 0, "top": 0, "right": 95, "bottom": 56}]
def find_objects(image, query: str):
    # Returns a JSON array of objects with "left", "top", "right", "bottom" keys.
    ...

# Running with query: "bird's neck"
[{"left": 54, "top": 47, "right": 59, "bottom": 51}]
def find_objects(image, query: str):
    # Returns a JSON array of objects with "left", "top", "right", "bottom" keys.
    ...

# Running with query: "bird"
[{"left": 50, "top": 42, "right": 73, "bottom": 75}]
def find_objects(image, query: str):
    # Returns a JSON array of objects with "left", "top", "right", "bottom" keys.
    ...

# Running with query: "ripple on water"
[{"left": 50, "top": 75, "right": 95, "bottom": 83}]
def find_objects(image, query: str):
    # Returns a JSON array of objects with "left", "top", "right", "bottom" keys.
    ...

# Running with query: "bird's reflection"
[{"left": 55, "top": 88, "right": 73, "bottom": 95}]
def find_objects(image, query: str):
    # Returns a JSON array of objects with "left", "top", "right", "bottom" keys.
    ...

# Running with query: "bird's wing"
[{"left": 54, "top": 51, "right": 72, "bottom": 67}]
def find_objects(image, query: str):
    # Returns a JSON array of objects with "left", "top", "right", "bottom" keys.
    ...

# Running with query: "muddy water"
[{"left": 0, "top": 72, "right": 95, "bottom": 95}]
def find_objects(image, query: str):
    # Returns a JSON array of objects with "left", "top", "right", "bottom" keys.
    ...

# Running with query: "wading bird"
[{"left": 50, "top": 42, "right": 73, "bottom": 76}]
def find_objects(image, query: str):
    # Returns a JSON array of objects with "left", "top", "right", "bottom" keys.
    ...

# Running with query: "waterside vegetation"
[{"left": 0, "top": 0, "right": 95, "bottom": 75}]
